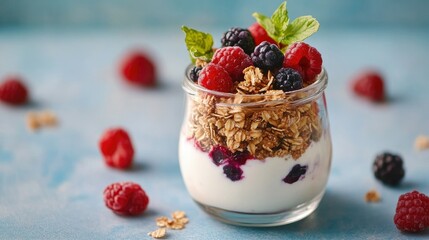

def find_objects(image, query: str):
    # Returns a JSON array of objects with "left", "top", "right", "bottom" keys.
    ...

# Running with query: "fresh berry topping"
[
  {"left": 197, "top": 63, "right": 234, "bottom": 93},
  {"left": 103, "top": 182, "right": 149, "bottom": 216},
  {"left": 0, "top": 77, "right": 28, "bottom": 105},
  {"left": 394, "top": 190, "right": 429, "bottom": 232},
  {"left": 273, "top": 68, "right": 303, "bottom": 92},
  {"left": 99, "top": 128, "right": 135, "bottom": 169},
  {"left": 221, "top": 27, "right": 255, "bottom": 55},
  {"left": 351, "top": 70, "right": 385, "bottom": 102},
  {"left": 283, "top": 164, "right": 308, "bottom": 184},
  {"left": 251, "top": 41, "right": 284, "bottom": 71},
  {"left": 229, "top": 151, "right": 253, "bottom": 166},
  {"left": 120, "top": 52, "right": 156, "bottom": 87},
  {"left": 373, "top": 152, "right": 405, "bottom": 186},
  {"left": 209, "top": 145, "right": 232, "bottom": 166},
  {"left": 223, "top": 164, "right": 243, "bottom": 181},
  {"left": 189, "top": 66, "right": 202, "bottom": 82},
  {"left": 248, "top": 22, "right": 276, "bottom": 46},
  {"left": 211, "top": 47, "right": 253, "bottom": 82},
  {"left": 283, "top": 42, "right": 322, "bottom": 84}
]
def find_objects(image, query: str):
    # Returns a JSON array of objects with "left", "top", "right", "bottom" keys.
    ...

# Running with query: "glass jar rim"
[{"left": 182, "top": 64, "right": 328, "bottom": 107}]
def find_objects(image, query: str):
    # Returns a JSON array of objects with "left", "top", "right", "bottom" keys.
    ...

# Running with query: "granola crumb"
[
  {"left": 415, "top": 135, "right": 429, "bottom": 151},
  {"left": 195, "top": 59, "right": 208, "bottom": 68},
  {"left": 26, "top": 112, "right": 40, "bottom": 131},
  {"left": 365, "top": 189, "right": 381, "bottom": 203},
  {"left": 147, "top": 228, "right": 166, "bottom": 239},
  {"left": 26, "top": 110, "right": 58, "bottom": 132}
]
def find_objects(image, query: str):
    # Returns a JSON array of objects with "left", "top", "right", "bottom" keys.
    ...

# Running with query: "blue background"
[
  {"left": 1, "top": 0, "right": 429, "bottom": 239},
  {"left": 1, "top": 0, "right": 429, "bottom": 30}
]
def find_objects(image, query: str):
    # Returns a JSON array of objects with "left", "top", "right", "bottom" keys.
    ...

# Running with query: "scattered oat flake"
[
  {"left": 172, "top": 211, "right": 186, "bottom": 219},
  {"left": 415, "top": 135, "right": 429, "bottom": 151},
  {"left": 39, "top": 111, "right": 58, "bottom": 126},
  {"left": 153, "top": 211, "right": 189, "bottom": 233},
  {"left": 155, "top": 216, "right": 170, "bottom": 227},
  {"left": 169, "top": 221, "right": 185, "bottom": 230},
  {"left": 176, "top": 217, "right": 189, "bottom": 224},
  {"left": 365, "top": 189, "right": 381, "bottom": 203},
  {"left": 147, "top": 228, "right": 166, "bottom": 239},
  {"left": 26, "top": 112, "right": 40, "bottom": 131},
  {"left": 26, "top": 110, "right": 59, "bottom": 131}
]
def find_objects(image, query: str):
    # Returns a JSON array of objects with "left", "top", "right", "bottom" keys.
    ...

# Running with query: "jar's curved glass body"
[{"left": 179, "top": 67, "right": 332, "bottom": 226}]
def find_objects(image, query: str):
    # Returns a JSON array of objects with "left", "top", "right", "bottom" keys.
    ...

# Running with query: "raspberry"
[
  {"left": 0, "top": 77, "right": 28, "bottom": 105},
  {"left": 211, "top": 47, "right": 253, "bottom": 82},
  {"left": 351, "top": 70, "right": 385, "bottom": 102},
  {"left": 394, "top": 190, "right": 429, "bottom": 232},
  {"left": 248, "top": 22, "right": 276, "bottom": 46},
  {"left": 223, "top": 164, "right": 243, "bottom": 181},
  {"left": 99, "top": 128, "right": 135, "bottom": 169},
  {"left": 104, "top": 182, "right": 149, "bottom": 216},
  {"left": 251, "top": 41, "right": 284, "bottom": 71},
  {"left": 283, "top": 42, "right": 322, "bottom": 84},
  {"left": 197, "top": 63, "right": 234, "bottom": 93},
  {"left": 209, "top": 145, "right": 232, "bottom": 166},
  {"left": 373, "top": 152, "right": 405, "bottom": 186},
  {"left": 221, "top": 27, "right": 255, "bottom": 55},
  {"left": 283, "top": 164, "right": 308, "bottom": 184},
  {"left": 189, "top": 66, "right": 202, "bottom": 82},
  {"left": 120, "top": 51, "right": 156, "bottom": 87},
  {"left": 273, "top": 68, "right": 303, "bottom": 92}
]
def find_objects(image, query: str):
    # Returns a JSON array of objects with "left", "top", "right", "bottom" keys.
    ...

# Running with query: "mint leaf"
[
  {"left": 279, "top": 16, "right": 320, "bottom": 45},
  {"left": 271, "top": 1, "right": 289, "bottom": 34},
  {"left": 252, "top": 1, "right": 320, "bottom": 50},
  {"left": 181, "top": 26, "right": 214, "bottom": 63}
]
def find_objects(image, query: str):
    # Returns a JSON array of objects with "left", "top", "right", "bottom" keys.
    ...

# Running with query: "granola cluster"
[{"left": 186, "top": 67, "right": 322, "bottom": 160}]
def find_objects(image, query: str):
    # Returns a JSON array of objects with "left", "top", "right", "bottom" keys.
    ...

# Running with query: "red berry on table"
[
  {"left": 99, "top": 128, "right": 134, "bottom": 169},
  {"left": 120, "top": 51, "right": 156, "bottom": 87},
  {"left": 211, "top": 46, "right": 253, "bottom": 82},
  {"left": 248, "top": 22, "right": 276, "bottom": 46},
  {"left": 394, "top": 190, "right": 429, "bottom": 232},
  {"left": 351, "top": 70, "right": 385, "bottom": 102},
  {"left": 104, "top": 182, "right": 149, "bottom": 216},
  {"left": 198, "top": 63, "right": 234, "bottom": 93},
  {"left": 283, "top": 42, "right": 322, "bottom": 85},
  {"left": 0, "top": 77, "right": 28, "bottom": 105}
]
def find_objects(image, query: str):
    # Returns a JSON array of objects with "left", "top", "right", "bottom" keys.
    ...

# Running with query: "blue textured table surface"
[{"left": 1, "top": 29, "right": 429, "bottom": 239}]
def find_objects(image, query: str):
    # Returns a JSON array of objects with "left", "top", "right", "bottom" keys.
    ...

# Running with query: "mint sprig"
[
  {"left": 252, "top": 1, "right": 319, "bottom": 49},
  {"left": 181, "top": 26, "right": 214, "bottom": 63}
]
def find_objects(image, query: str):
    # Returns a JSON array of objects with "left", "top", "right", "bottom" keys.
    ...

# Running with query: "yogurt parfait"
[{"left": 179, "top": 1, "right": 332, "bottom": 226}]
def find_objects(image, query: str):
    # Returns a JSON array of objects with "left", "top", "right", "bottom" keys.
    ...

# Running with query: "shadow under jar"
[{"left": 179, "top": 66, "right": 332, "bottom": 227}]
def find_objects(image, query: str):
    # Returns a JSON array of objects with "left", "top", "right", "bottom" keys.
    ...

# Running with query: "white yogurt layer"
[{"left": 179, "top": 132, "right": 332, "bottom": 213}]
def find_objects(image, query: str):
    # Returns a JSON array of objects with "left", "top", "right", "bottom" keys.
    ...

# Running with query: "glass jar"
[{"left": 179, "top": 66, "right": 332, "bottom": 226}]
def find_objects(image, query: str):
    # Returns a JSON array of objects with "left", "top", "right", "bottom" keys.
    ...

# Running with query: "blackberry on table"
[
  {"left": 221, "top": 27, "right": 255, "bottom": 55},
  {"left": 251, "top": 41, "right": 284, "bottom": 71},
  {"left": 373, "top": 152, "right": 405, "bottom": 186},
  {"left": 273, "top": 68, "right": 303, "bottom": 92}
]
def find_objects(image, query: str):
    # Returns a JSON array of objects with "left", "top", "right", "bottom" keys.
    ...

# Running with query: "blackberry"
[
  {"left": 221, "top": 27, "right": 255, "bottom": 55},
  {"left": 283, "top": 164, "right": 308, "bottom": 184},
  {"left": 209, "top": 145, "right": 232, "bottom": 166},
  {"left": 251, "top": 41, "right": 284, "bottom": 71},
  {"left": 273, "top": 68, "right": 303, "bottom": 92},
  {"left": 373, "top": 152, "right": 405, "bottom": 185},
  {"left": 230, "top": 151, "right": 253, "bottom": 166},
  {"left": 189, "top": 66, "right": 202, "bottom": 82},
  {"left": 223, "top": 164, "right": 243, "bottom": 181}
]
